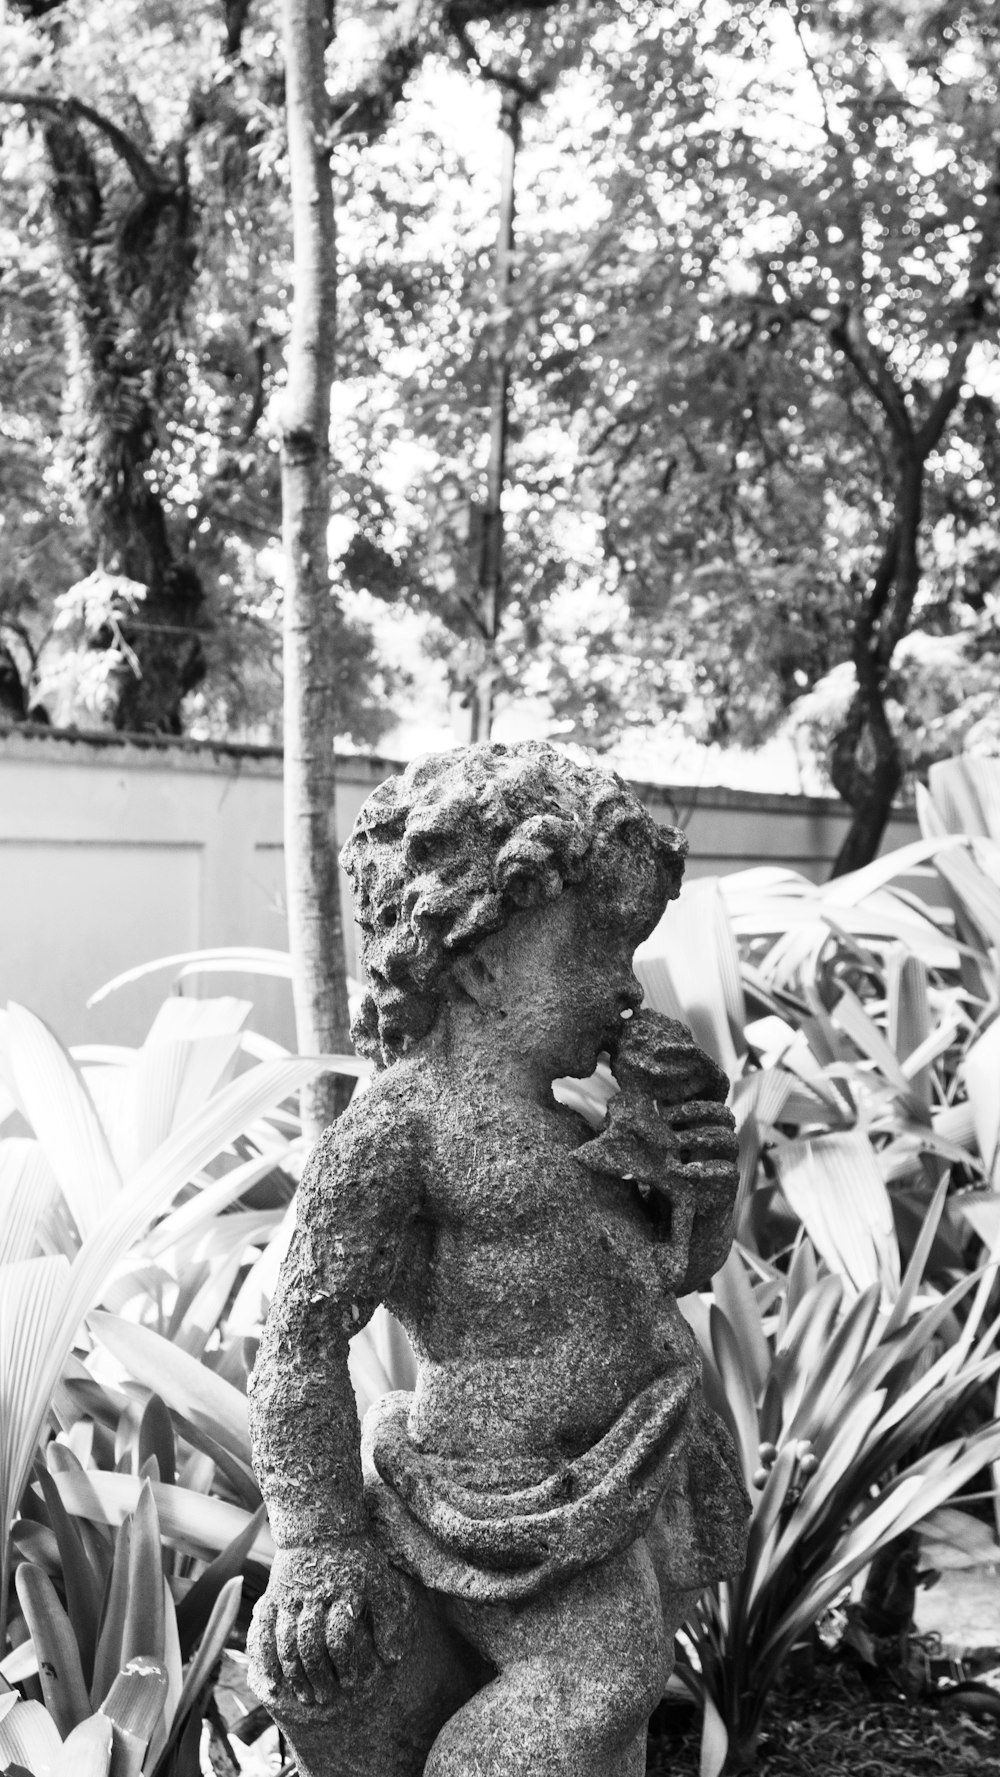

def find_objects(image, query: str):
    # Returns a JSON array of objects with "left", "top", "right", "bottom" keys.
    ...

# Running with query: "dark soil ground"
[{"left": 646, "top": 1657, "right": 1000, "bottom": 1776}]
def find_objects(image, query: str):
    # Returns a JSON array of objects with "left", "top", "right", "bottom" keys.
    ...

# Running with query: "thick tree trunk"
[
  {"left": 42, "top": 114, "right": 207, "bottom": 732},
  {"left": 828, "top": 459, "right": 923, "bottom": 878},
  {"left": 281, "top": 0, "right": 353, "bottom": 1138},
  {"left": 828, "top": 693, "right": 903, "bottom": 877},
  {"left": 39, "top": 116, "right": 206, "bottom": 728}
]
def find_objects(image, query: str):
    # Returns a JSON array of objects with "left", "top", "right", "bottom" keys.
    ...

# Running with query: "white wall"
[
  {"left": 0, "top": 728, "right": 918, "bottom": 1050},
  {"left": 0, "top": 731, "right": 394, "bottom": 1049}
]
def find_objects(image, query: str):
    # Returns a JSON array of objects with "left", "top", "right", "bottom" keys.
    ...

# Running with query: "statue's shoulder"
[{"left": 306, "top": 1064, "right": 431, "bottom": 1200}]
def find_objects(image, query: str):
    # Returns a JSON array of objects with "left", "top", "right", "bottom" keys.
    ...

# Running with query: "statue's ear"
[{"left": 449, "top": 947, "right": 502, "bottom": 1010}]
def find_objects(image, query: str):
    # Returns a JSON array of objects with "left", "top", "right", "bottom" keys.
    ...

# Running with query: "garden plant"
[
  {"left": 0, "top": 992, "right": 382, "bottom": 1774},
  {"left": 634, "top": 757, "right": 1000, "bottom": 1773},
  {"left": 1, "top": 755, "right": 999, "bottom": 1776}
]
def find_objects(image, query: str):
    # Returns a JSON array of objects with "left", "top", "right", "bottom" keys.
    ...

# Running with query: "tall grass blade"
[
  {"left": 699, "top": 1691, "right": 729, "bottom": 1777},
  {"left": 772, "top": 1133, "right": 899, "bottom": 1297},
  {"left": 14, "top": 1563, "right": 91, "bottom": 1737},
  {"left": 175, "top": 1506, "right": 266, "bottom": 1657},
  {"left": 53, "top": 1470, "right": 274, "bottom": 1565},
  {"left": 88, "top": 949, "right": 295, "bottom": 1006},
  {"left": 935, "top": 846, "right": 1000, "bottom": 956},
  {"left": 884, "top": 1174, "right": 949, "bottom": 1338},
  {"left": 710, "top": 1306, "right": 759, "bottom": 1484},
  {"left": 170, "top": 1576, "right": 242, "bottom": 1748},
  {"left": 122, "top": 1036, "right": 241, "bottom": 1176},
  {"left": 91, "top": 1519, "right": 132, "bottom": 1710},
  {"left": 636, "top": 879, "right": 743, "bottom": 1074},
  {"left": 831, "top": 985, "right": 915, "bottom": 1099},
  {"left": 0, "top": 1698, "right": 64, "bottom": 1772},
  {"left": 0, "top": 1255, "right": 71, "bottom": 1640},
  {"left": 0, "top": 1141, "right": 59, "bottom": 1266},
  {"left": 785, "top": 1283, "right": 882, "bottom": 1442},
  {"left": 927, "top": 759, "right": 990, "bottom": 836},
  {"left": 711, "top": 1249, "right": 769, "bottom": 1400},
  {"left": 8, "top": 1004, "right": 123, "bottom": 1239},
  {"left": 120, "top": 1480, "right": 164, "bottom": 1667},
  {"left": 962, "top": 1018, "right": 1000, "bottom": 1188},
  {"left": 887, "top": 951, "right": 932, "bottom": 1110},
  {"left": 36, "top": 1466, "right": 102, "bottom": 1687},
  {"left": 141, "top": 1143, "right": 302, "bottom": 1262},
  {"left": 99, "top": 1657, "right": 168, "bottom": 1772},
  {"left": 88, "top": 1315, "right": 251, "bottom": 1466},
  {"left": 52, "top": 1713, "right": 113, "bottom": 1777}
]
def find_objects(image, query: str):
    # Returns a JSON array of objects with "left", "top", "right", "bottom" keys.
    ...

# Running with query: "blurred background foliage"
[{"left": 0, "top": 0, "right": 998, "bottom": 865}]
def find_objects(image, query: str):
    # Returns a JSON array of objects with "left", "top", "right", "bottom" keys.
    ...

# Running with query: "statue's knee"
[{"left": 569, "top": 1542, "right": 672, "bottom": 1731}]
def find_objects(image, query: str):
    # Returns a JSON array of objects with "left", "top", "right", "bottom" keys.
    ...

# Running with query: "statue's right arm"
[{"left": 247, "top": 1083, "right": 422, "bottom": 1703}]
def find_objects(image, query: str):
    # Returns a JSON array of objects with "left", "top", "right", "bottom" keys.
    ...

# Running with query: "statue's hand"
[
  {"left": 658, "top": 1097, "right": 739, "bottom": 1177},
  {"left": 248, "top": 1540, "right": 414, "bottom": 1705}
]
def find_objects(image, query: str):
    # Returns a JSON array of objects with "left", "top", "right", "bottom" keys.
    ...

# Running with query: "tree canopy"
[{"left": 1, "top": 0, "right": 998, "bottom": 864}]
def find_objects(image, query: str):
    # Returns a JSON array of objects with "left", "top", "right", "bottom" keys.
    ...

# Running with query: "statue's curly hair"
[{"left": 341, "top": 741, "right": 686, "bottom": 1065}]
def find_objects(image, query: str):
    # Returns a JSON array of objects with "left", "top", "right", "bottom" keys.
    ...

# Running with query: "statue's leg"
[
  {"left": 256, "top": 1571, "right": 484, "bottom": 1777},
  {"left": 424, "top": 1538, "right": 675, "bottom": 1777}
]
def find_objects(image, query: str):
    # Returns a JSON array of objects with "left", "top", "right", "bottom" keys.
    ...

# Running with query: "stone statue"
[{"left": 247, "top": 741, "right": 749, "bottom": 1777}]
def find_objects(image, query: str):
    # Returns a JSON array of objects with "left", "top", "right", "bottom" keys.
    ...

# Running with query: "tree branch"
[
  {"left": 780, "top": 0, "right": 866, "bottom": 292},
  {"left": 449, "top": 15, "right": 548, "bottom": 101},
  {"left": 916, "top": 148, "right": 1000, "bottom": 457},
  {"left": 0, "top": 88, "right": 167, "bottom": 190},
  {"left": 827, "top": 305, "right": 911, "bottom": 441}
]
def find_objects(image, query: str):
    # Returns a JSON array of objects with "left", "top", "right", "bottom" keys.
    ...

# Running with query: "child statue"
[{"left": 248, "top": 742, "right": 748, "bottom": 1777}]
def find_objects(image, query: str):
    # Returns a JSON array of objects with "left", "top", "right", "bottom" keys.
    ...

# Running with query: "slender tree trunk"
[
  {"left": 281, "top": 0, "right": 353, "bottom": 1137},
  {"left": 469, "top": 89, "right": 520, "bottom": 743}
]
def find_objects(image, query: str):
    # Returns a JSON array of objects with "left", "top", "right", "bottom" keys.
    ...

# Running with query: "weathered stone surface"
[{"left": 248, "top": 741, "right": 749, "bottom": 1775}]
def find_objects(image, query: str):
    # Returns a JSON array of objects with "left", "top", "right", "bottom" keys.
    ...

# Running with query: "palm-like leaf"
[{"left": 0, "top": 995, "right": 336, "bottom": 1641}]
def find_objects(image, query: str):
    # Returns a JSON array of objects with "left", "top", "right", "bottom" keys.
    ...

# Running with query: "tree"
[
  {"left": 280, "top": 0, "right": 355, "bottom": 1134},
  {"left": 280, "top": 0, "right": 577, "bottom": 1127},
  {"left": 534, "top": 0, "right": 1000, "bottom": 868},
  {"left": 0, "top": 0, "right": 396, "bottom": 743},
  {"left": 327, "top": 8, "right": 599, "bottom": 738},
  {"left": 2, "top": 6, "right": 214, "bottom": 731}
]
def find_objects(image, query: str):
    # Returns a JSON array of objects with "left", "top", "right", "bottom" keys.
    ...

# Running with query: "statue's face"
[{"left": 474, "top": 880, "right": 651, "bottom": 1084}]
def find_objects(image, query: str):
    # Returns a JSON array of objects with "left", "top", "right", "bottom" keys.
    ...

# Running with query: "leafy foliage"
[
  {"left": 0, "top": 0, "right": 397, "bottom": 742},
  {"left": 677, "top": 1219, "right": 1000, "bottom": 1775},
  {"left": 539, "top": 0, "right": 1000, "bottom": 859},
  {"left": 634, "top": 756, "right": 1000, "bottom": 1279},
  {"left": 630, "top": 756, "right": 1000, "bottom": 1771},
  {"left": 0, "top": 977, "right": 416, "bottom": 1769}
]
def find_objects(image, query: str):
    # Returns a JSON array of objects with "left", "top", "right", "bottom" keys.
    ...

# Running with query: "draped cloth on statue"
[{"left": 361, "top": 1371, "right": 746, "bottom": 1605}]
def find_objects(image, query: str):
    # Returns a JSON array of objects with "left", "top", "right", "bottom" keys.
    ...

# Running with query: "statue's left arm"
[{"left": 247, "top": 1082, "right": 422, "bottom": 1701}]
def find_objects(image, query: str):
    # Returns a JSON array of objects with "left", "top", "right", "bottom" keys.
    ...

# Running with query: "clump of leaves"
[
  {"left": 1, "top": 1468, "right": 251, "bottom": 1776},
  {"left": 0, "top": 977, "right": 414, "bottom": 1773},
  {"left": 676, "top": 1186, "right": 1000, "bottom": 1776},
  {"left": 635, "top": 756, "right": 1000, "bottom": 1280}
]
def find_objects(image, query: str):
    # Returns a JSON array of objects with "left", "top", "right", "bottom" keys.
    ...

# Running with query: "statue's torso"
[{"left": 376, "top": 1061, "right": 699, "bottom": 1485}]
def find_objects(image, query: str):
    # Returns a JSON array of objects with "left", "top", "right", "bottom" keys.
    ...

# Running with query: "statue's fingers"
[
  {"left": 325, "top": 1596, "right": 370, "bottom": 1692},
  {"left": 674, "top": 1124, "right": 739, "bottom": 1164},
  {"left": 247, "top": 1594, "right": 282, "bottom": 1694},
  {"left": 680, "top": 1158, "right": 740, "bottom": 1205},
  {"left": 654, "top": 1055, "right": 729, "bottom": 1102},
  {"left": 370, "top": 1580, "right": 414, "bottom": 1666},
  {"left": 275, "top": 1601, "right": 313, "bottom": 1703},
  {"left": 296, "top": 1598, "right": 338, "bottom": 1703},
  {"left": 662, "top": 1099, "right": 736, "bottom": 1134}
]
